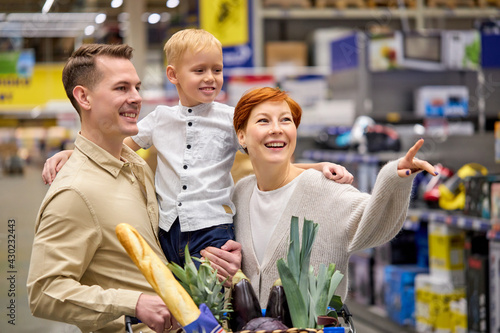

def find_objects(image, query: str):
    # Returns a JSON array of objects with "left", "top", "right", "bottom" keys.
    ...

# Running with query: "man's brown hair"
[{"left": 62, "top": 43, "right": 134, "bottom": 115}]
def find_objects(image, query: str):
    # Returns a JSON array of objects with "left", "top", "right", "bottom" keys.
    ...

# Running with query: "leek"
[{"left": 277, "top": 217, "right": 344, "bottom": 329}]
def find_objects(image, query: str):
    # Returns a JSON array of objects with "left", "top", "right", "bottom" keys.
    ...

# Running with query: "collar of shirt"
[
  {"left": 177, "top": 101, "right": 213, "bottom": 117},
  {"left": 74, "top": 133, "right": 147, "bottom": 179}
]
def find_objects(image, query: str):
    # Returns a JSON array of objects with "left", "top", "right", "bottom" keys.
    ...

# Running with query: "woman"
[{"left": 203, "top": 87, "right": 436, "bottom": 308}]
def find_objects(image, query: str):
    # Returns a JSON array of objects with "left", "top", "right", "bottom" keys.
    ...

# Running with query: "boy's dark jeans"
[{"left": 159, "top": 217, "right": 235, "bottom": 267}]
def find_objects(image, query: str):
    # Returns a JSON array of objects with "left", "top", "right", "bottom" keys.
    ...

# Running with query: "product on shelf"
[
  {"left": 427, "top": 0, "right": 475, "bottom": 8},
  {"left": 366, "top": 0, "right": 416, "bottom": 8},
  {"left": 415, "top": 273, "right": 466, "bottom": 333},
  {"left": 421, "top": 164, "right": 454, "bottom": 209},
  {"left": 495, "top": 121, "right": 500, "bottom": 163},
  {"left": 438, "top": 163, "right": 488, "bottom": 211},
  {"left": 384, "top": 265, "right": 429, "bottom": 327},
  {"left": 364, "top": 124, "right": 401, "bottom": 153},
  {"left": 450, "top": 298, "right": 468, "bottom": 333},
  {"left": 466, "top": 253, "right": 489, "bottom": 333},
  {"left": 464, "top": 228, "right": 489, "bottom": 333},
  {"left": 491, "top": 183, "right": 500, "bottom": 230},
  {"left": 415, "top": 86, "right": 469, "bottom": 118},
  {"left": 316, "top": 0, "right": 365, "bottom": 9},
  {"left": 374, "top": 229, "right": 419, "bottom": 266},
  {"left": 428, "top": 222, "right": 466, "bottom": 287},
  {"left": 489, "top": 240, "right": 500, "bottom": 333},
  {"left": 263, "top": 0, "right": 311, "bottom": 8},
  {"left": 465, "top": 175, "right": 493, "bottom": 219},
  {"left": 265, "top": 41, "right": 307, "bottom": 67}
]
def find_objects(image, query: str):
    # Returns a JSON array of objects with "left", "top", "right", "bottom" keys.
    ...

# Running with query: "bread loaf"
[{"left": 115, "top": 223, "right": 201, "bottom": 326}]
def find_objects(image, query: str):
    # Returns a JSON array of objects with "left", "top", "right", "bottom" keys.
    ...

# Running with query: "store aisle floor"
[
  {"left": 346, "top": 301, "right": 416, "bottom": 333},
  {"left": 0, "top": 165, "right": 411, "bottom": 333},
  {"left": 0, "top": 165, "right": 79, "bottom": 333}
]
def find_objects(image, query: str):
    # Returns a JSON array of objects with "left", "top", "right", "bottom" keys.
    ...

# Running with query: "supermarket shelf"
[
  {"left": 261, "top": 7, "right": 419, "bottom": 19},
  {"left": 302, "top": 149, "right": 401, "bottom": 164},
  {"left": 260, "top": 7, "right": 500, "bottom": 20},
  {"left": 407, "top": 208, "right": 491, "bottom": 231},
  {"left": 405, "top": 208, "right": 498, "bottom": 240},
  {"left": 302, "top": 149, "right": 498, "bottom": 240},
  {"left": 488, "top": 229, "right": 500, "bottom": 240},
  {"left": 422, "top": 7, "right": 500, "bottom": 18}
]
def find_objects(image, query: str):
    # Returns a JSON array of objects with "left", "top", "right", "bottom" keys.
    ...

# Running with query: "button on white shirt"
[{"left": 132, "top": 102, "right": 240, "bottom": 232}]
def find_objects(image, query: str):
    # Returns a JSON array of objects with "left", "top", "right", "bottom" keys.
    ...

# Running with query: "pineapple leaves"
[{"left": 167, "top": 245, "right": 230, "bottom": 322}]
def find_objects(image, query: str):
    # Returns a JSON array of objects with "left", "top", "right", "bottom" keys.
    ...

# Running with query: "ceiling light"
[
  {"left": 42, "top": 0, "right": 55, "bottom": 14},
  {"left": 95, "top": 13, "right": 106, "bottom": 24},
  {"left": 166, "top": 0, "right": 180, "bottom": 9},
  {"left": 84, "top": 25, "right": 95, "bottom": 36},
  {"left": 111, "top": 0, "right": 123, "bottom": 8},
  {"left": 148, "top": 13, "right": 161, "bottom": 24}
]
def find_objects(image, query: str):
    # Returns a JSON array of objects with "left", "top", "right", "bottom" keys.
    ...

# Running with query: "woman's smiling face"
[{"left": 237, "top": 100, "right": 297, "bottom": 166}]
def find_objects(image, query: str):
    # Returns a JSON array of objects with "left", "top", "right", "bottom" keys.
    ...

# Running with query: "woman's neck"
[{"left": 253, "top": 162, "right": 303, "bottom": 192}]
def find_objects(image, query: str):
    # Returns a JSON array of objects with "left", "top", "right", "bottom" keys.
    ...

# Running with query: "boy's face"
[{"left": 167, "top": 47, "right": 223, "bottom": 107}]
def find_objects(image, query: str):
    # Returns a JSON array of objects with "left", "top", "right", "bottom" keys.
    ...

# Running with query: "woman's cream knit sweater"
[{"left": 233, "top": 160, "right": 416, "bottom": 308}]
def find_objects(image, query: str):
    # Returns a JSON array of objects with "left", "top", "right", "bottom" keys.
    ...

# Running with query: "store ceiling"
[
  {"left": 0, "top": 0, "right": 197, "bottom": 38},
  {"left": 0, "top": 0, "right": 190, "bottom": 14}
]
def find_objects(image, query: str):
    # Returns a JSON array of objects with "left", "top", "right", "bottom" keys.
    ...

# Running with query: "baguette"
[{"left": 115, "top": 223, "right": 201, "bottom": 326}]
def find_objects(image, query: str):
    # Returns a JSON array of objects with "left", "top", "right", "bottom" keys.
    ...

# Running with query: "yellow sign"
[
  {"left": 199, "top": 0, "right": 249, "bottom": 47},
  {"left": 0, "top": 63, "right": 67, "bottom": 112}
]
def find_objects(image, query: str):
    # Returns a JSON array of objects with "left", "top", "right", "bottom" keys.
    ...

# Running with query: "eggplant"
[
  {"left": 242, "top": 317, "right": 289, "bottom": 331},
  {"left": 265, "top": 279, "right": 293, "bottom": 328},
  {"left": 229, "top": 270, "right": 262, "bottom": 332}
]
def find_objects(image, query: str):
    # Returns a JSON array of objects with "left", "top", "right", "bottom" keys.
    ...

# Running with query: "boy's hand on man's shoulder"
[{"left": 42, "top": 150, "right": 73, "bottom": 185}]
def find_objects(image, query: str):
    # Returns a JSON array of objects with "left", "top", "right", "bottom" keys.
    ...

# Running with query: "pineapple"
[{"left": 167, "top": 245, "right": 231, "bottom": 322}]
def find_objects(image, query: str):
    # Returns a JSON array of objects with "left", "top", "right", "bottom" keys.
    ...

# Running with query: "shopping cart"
[
  {"left": 335, "top": 304, "right": 356, "bottom": 333},
  {"left": 125, "top": 304, "right": 355, "bottom": 333},
  {"left": 125, "top": 315, "right": 140, "bottom": 333}
]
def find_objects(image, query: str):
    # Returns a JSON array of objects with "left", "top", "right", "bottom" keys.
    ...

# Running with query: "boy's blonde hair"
[{"left": 164, "top": 29, "right": 222, "bottom": 67}]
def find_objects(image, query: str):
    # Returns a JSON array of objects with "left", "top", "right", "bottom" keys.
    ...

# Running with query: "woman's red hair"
[{"left": 233, "top": 87, "right": 302, "bottom": 133}]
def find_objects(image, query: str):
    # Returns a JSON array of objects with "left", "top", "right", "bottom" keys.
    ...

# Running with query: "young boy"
[{"left": 42, "top": 29, "right": 353, "bottom": 267}]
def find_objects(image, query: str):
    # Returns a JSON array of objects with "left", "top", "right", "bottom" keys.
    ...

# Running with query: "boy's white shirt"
[{"left": 131, "top": 101, "right": 239, "bottom": 232}]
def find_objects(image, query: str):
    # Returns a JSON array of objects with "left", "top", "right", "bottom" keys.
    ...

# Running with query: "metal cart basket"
[{"left": 124, "top": 304, "right": 355, "bottom": 333}]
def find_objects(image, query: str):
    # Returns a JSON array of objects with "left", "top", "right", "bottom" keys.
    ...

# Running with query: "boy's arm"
[
  {"left": 295, "top": 162, "right": 354, "bottom": 184},
  {"left": 42, "top": 150, "right": 73, "bottom": 185},
  {"left": 124, "top": 137, "right": 141, "bottom": 151},
  {"left": 41, "top": 137, "right": 142, "bottom": 185}
]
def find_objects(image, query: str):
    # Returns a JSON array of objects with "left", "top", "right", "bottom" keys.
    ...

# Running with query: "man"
[{"left": 27, "top": 44, "right": 173, "bottom": 333}]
